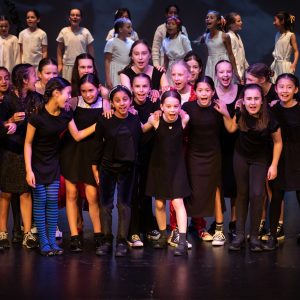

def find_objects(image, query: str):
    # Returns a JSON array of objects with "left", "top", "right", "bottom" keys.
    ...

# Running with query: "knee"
[{"left": 155, "top": 200, "right": 165, "bottom": 212}]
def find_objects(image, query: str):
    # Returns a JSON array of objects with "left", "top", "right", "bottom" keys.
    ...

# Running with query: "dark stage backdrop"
[{"left": 1, "top": 0, "right": 299, "bottom": 81}]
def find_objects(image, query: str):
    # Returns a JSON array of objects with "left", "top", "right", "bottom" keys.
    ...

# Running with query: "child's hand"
[
  {"left": 5, "top": 122, "right": 17, "bottom": 135},
  {"left": 290, "top": 64, "right": 296, "bottom": 73},
  {"left": 267, "top": 164, "right": 277, "bottom": 181},
  {"left": 269, "top": 99, "right": 279, "bottom": 107},
  {"left": 93, "top": 169, "right": 100, "bottom": 186},
  {"left": 26, "top": 171, "right": 36, "bottom": 188},
  {"left": 102, "top": 109, "right": 114, "bottom": 119},
  {"left": 150, "top": 89, "right": 160, "bottom": 102},
  {"left": 128, "top": 106, "right": 138, "bottom": 115},
  {"left": 12, "top": 112, "right": 25, "bottom": 122},
  {"left": 235, "top": 99, "right": 242, "bottom": 110},
  {"left": 155, "top": 65, "right": 166, "bottom": 73},
  {"left": 214, "top": 99, "right": 228, "bottom": 116}
]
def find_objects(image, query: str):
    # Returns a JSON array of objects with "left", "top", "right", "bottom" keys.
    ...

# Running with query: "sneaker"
[
  {"left": 127, "top": 234, "right": 144, "bottom": 248},
  {"left": 115, "top": 240, "right": 128, "bottom": 257},
  {"left": 168, "top": 228, "right": 179, "bottom": 247},
  {"left": 40, "top": 244, "right": 55, "bottom": 256},
  {"left": 276, "top": 223, "right": 285, "bottom": 241},
  {"left": 96, "top": 242, "right": 112, "bottom": 256},
  {"left": 22, "top": 232, "right": 38, "bottom": 249},
  {"left": 55, "top": 226, "right": 63, "bottom": 240},
  {"left": 146, "top": 230, "right": 160, "bottom": 240},
  {"left": 261, "top": 232, "right": 270, "bottom": 241},
  {"left": 12, "top": 229, "right": 23, "bottom": 244},
  {"left": 258, "top": 220, "right": 267, "bottom": 240},
  {"left": 70, "top": 235, "right": 83, "bottom": 253},
  {"left": 31, "top": 226, "right": 38, "bottom": 235},
  {"left": 198, "top": 230, "right": 213, "bottom": 242},
  {"left": 249, "top": 237, "right": 263, "bottom": 252},
  {"left": 229, "top": 235, "right": 245, "bottom": 251},
  {"left": 50, "top": 243, "right": 64, "bottom": 255},
  {"left": 153, "top": 235, "right": 168, "bottom": 249},
  {"left": 0, "top": 231, "right": 10, "bottom": 249},
  {"left": 228, "top": 221, "right": 237, "bottom": 241},
  {"left": 174, "top": 242, "right": 188, "bottom": 256},
  {"left": 212, "top": 231, "right": 226, "bottom": 246},
  {"left": 262, "top": 236, "right": 278, "bottom": 251}
]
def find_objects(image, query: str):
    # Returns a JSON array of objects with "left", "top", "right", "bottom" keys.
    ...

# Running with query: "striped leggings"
[{"left": 32, "top": 181, "right": 60, "bottom": 248}]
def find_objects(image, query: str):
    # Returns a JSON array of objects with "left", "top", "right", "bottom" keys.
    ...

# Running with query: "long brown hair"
[{"left": 238, "top": 84, "right": 269, "bottom": 132}]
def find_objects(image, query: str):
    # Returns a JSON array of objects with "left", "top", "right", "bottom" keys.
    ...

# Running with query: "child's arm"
[
  {"left": 87, "top": 42, "right": 95, "bottom": 60},
  {"left": 163, "top": 54, "right": 169, "bottom": 73},
  {"left": 120, "top": 73, "right": 131, "bottom": 90},
  {"left": 268, "top": 128, "right": 282, "bottom": 180},
  {"left": 57, "top": 42, "right": 64, "bottom": 74},
  {"left": 180, "top": 109, "right": 190, "bottom": 129},
  {"left": 104, "top": 52, "right": 113, "bottom": 90},
  {"left": 160, "top": 73, "right": 169, "bottom": 93},
  {"left": 290, "top": 33, "right": 299, "bottom": 73},
  {"left": 214, "top": 99, "right": 238, "bottom": 132},
  {"left": 223, "top": 33, "right": 241, "bottom": 83},
  {"left": 68, "top": 119, "right": 96, "bottom": 141},
  {"left": 19, "top": 43, "right": 23, "bottom": 63},
  {"left": 24, "top": 123, "right": 36, "bottom": 188},
  {"left": 152, "top": 26, "right": 164, "bottom": 67},
  {"left": 42, "top": 45, "right": 48, "bottom": 59}
]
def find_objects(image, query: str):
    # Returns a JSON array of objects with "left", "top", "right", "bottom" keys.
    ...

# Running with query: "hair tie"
[{"left": 290, "top": 14, "right": 295, "bottom": 23}]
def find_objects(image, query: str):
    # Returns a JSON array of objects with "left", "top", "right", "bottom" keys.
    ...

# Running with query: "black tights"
[
  {"left": 234, "top": 150, "right": 268, "bottom": 239},
  {"left": 269, "top": 184, "right": 300, "bottom": 236}
]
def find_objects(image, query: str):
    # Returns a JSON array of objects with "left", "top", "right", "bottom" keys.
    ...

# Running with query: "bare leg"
[
  {"left": 65, "top": 180, "right": 79, "bottom": 236},
  {"left": 155, "top": 199, "right": 166, "bottom": 230},
  {"left": 0, "top": 192, "right": 12, "bottom": 232},
  {"left": 215, "top": 188, "right": 223, "bottom": 224},
  {"left": 172, "top": 198, "right": 187, "bottom": 234},
  {"left": 20, "top": 192, "right": 32, "bottom": 233},
  {"left": 85, "top": 184, "right": 101, "bottom": 233}
]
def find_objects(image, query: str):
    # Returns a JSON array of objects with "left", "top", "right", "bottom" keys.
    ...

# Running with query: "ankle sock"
[{"left": 215, "top": 222, "right": 223, "bottom": 232}]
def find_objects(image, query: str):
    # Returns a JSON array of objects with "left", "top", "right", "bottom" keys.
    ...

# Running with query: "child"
[
  {"left": 0, "top": 16, "right": 20, "bottom": 73},
  {"left": 120, "top": 39, "right": 169, "bottom": 93},
  {"left": 56, "top": 8, "right": 94, "bottom": 82},
  {"left": 213, "top": 60, "right": 243, "bottom": 240},
  {"left": 146, "top": 89, "right": 190, "bottom": 256},
  {"left": 200, "top": 10, "right": 240, "bottom": 83},
  {"left": 24, "top": 76, "right": 96, "bottom": 256},
  {"left": 126, "top": 73, "right": 161, "bottom": 246},
  {"left": 91, "top": 85, "right": 144, "bottom": 257},
  {"left": 152, "top": 4, "right": 188, "bottom": 67},
  {"left": 60, "top": 73, "right": 103, "bottom": 254},
  {"left": 0, "top": 63, "right": 43, "bottom": 250},
  {"left": 215, "top": 84, "right": 282, "bottom": 251},
  {"left": 106, "top": 8, "right": 139, "bottom": 41},
  {"left": 35, "top": 58, "right": 58, "bottom": 95},
  {"left": 182, "top": 76, "right": 226, "bottom": 247},
  {"left": 18, "top": 10, "right": 47, "bottom": 69},
  {"left": 184, "top": 51, "right": 203, "bottom": 87},
  {"left": 270, "top": 11, "right": 299, "bottom": 83},
  {"left": 225, "top": 12, "right": 248, "bottom": 82},
  {"left": 265, "top": 73, "right": 300, "bottom": 250},
  {"left": 162, "top": 16, "right": 192, "bottom": 84},
  {"left": 104, "top": 17, "right": 134, "bottom": 89}
]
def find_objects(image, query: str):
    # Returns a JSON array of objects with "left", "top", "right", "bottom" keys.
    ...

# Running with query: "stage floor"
[{"left": 0, "top": 195, "right": 300, "bottom": 300}]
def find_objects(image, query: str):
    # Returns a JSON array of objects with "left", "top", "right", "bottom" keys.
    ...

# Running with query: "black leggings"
[
  {"left": 234, "top": 150, "right": 268, "bottom": 239},
  {"left": 269, "top": 183, "right": 300, "bottom": 236}
]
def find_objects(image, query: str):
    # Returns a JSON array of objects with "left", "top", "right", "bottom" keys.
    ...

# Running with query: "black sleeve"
[{"left": 0, "top": 121, "right": 7, "bottom": 138}]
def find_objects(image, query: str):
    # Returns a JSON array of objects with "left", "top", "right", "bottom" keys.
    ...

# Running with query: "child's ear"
[{"left": 160, "top": 103, "right": 164, "bottom": 111}]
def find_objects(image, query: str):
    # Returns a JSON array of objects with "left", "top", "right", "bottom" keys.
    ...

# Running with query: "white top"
[
  {"left": 56, "top": 27, "right": 94, "bottom": 65},
  {"left": 227, "top": 31, "right": 248, "bottom": 79},
  {"left": 106, "top": 28, "right": 139, "bottom": 41},
  {"left": 0, "top": 34, "right": 20, "bottom": 73},
  {"left": 152, "top": 23, "right": 188, "bottom": 67},
  {"left": 18, "top": 28, "right": 47, "bottom": 66}
]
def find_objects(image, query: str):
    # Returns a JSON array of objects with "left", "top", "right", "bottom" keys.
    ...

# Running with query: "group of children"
[{"left": 0, "top": 4, "right": 299, "bottom": 257}]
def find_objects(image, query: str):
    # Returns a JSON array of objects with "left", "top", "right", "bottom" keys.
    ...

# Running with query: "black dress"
[
  {"left": 146, "top": 116, "right": 191, "bottom": 199},
  {"left": 271, "top": 102, "right": 300, "bottom": 190},
  {"left": 60, "top": 97, "right": 103, "bottom": 186},
  {"left": 120, "top": 67, "right": 163, "bottom": 90},
  {"left": 213, "top": 84, "right": 243, "bottom": 198},
  {"left": 182, "top": 101, "right": 225, "bottom": 217}
]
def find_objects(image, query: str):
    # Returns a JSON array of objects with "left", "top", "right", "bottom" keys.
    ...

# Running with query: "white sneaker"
[
  {"left": 199, "top": 230, "right": 213, "bottom": 242},
  {"left": 212, "top": 231, "right": 226, "bottom": 246},
  {"left": 127, "top": 234, "right": 144, "bottom": 247}
]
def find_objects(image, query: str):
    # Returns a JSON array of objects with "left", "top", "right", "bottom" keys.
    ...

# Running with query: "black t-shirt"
[
  {"left": 235, "top": 112, "right": 279, "bottom": 163},
  {"left": 29, "top": 106, "right": 73, "bottom": 184},
  {"left": 92, "top": 113, "right": 142, "bottom": 172}
]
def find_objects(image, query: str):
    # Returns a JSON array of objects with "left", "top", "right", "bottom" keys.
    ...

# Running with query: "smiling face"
[
  {"left": 132, "top": 76, "right": 150, "bottom": 105},
  {"left": 38, "top": 64, "right": 58, "bottom": 86},
  {"left": 56, "top": 86, "right": 71, "bottom": 109},
  {"left": 161, "top": 96, "right": 181, "bottom": 122},
  {"left": 243, "top": 87, "right": 263, "bottom": 116},
  {"left": 0, "top": 20, "right": 9, "bottom": 37},
  {"left": 26, "top": 11, "right": 39, "bottom": 29},
  {"left": 216, "top": 61, "right": 233, "bottom": 88},
  {"left": 80, "top": 81, "right": 98, "bottom": 104},
  {"left": 275, "top": 77, "right": 299, "bottom": 105},
  {"left": 131, "top": 43, "right": 151, "bottom": 71},
  {"left": 186, "top": 59, "right": 201, "bottom": 84},
  {"left": 195, "top": 82, "right": 214, "bottom": 107},
  {"left": 69, "top": 9, "right": 82, "bottom": 27},
  {"left": 171, "top": 64, "right": 191, "bottom": 93},
  {"left": 0, "top": 69, "right": 10, "bottom": 94},
  {"left": 78, "top": 58, "right": 94, "bottom": 78},
  {"left": 112, "top": 90, "right": 131, "bottom": 118}
]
